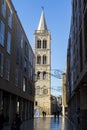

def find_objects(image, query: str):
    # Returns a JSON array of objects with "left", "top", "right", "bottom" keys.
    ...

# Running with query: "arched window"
[
  {"left": 36, "top": 86, "right": 40, "bottom": 95},
  {"left": 37, "top": 71, "right": 40, "bottom": 79},
  {"left": 43, "top": 39, "right": 47, "bottom": 49},
  {"left": 43, "top": 72, "right": 46, "bottom": 80},
  {"left": 43, "top": 55, "right": 47, "bottom": 64},
  {"left": 37, "top": 39, "right": 41, "bottom": 48},
  {"left": 37, "top": 55, "right": 41, "bottom": 64}
]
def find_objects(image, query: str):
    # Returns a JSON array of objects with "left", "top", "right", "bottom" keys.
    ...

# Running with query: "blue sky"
[{"left": 11, "top": 0, "right": 72, "bottom": 96}]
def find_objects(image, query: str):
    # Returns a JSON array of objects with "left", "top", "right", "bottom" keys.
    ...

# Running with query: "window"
[
  {"left": 43, "top": 39, "right": 47, "bottom": 49},
  {"left": 16, "top": 48, "right": 20, "bottom": 64},
  {"left": 0, "top": 21, "right": 5, "bottom": 46},
  {"left": 24, "top": 42, "right": 28, "bottom": 57},
  {"left": 84, "top": 10, "right": 87, "bottom": 62},
  {"left": 17, "top": 26, "right": 21, "bottom": 42},
  {"left": 18, "top": 70, "right": 22, "bottom": 88},
  {"left": 15, "top": 69, "right": 18, "bottom": 86},
  {"left": 37, "top": 72, "right": 40, "bottom": 79},
  {"left": 37, "top": 40, "right": 41, "bottom": 48},
  {"left": 5, "top": 59, "right": 10, "bottom": 81},
  {"left": 79, "top": 31, "right": 83, "bottom": 71},
  {"left": 7, "top": 32, "right": 11, "bottom": 54},
  {"left": 28, "top": 65, "right": 31, "bottom": 78},
  {"left": 0, "top": 91, "right": 3, "bottom": 109},
  {"left": 43, "top": 55, "right": 47, "bottom": 64},
  {"left": 29, "top": 50, "right": 32, "bottom": 64},
  {"left": 43, "top": 72, "right": 46, "bottom": 80},
  {"left": 30, "top": 68, "right": 33, "bottom": 80},
  {"left": 1, "top": 0, "right": 6, "bottom": 18},
  {"left": 8, "top": 7, "right": 12, "bottom": 28},
  {"left": 37, "top": 55, "right": 41, "bottom": 64},
  {"left": 23, "top": 77, "right": 27, "bottom": 92},
  {"left": 0, "top": 52, "right": 4, "bottom": 77},
  {"left": 35, "top": 101, "right": 38, "bottom": 106},
  {"left": 36, "top": 86, "right": 40, "bottom": 95},
  {"left": 83, "top": 0, "right": 87, "bottom": 11},
  {"left": 24, "top": 59, "right": 27, "bottom": 72},
  {"left": 21, "top": 35, "right": 23, "bottom": 48},
  {"left": 20, "top": 52, "right": 23, "bottom": 69},
  {"left": 17, "top": 101, "right": 19, "bottom": 113}
]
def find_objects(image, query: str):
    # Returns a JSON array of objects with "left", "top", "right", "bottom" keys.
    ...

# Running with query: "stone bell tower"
[{"left": 34, "top": 9, "right": 51, "bottom": 115}]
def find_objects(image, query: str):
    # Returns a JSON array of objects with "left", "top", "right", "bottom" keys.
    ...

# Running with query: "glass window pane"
[
  {"left": 0, "top": 21, "right": 5, "bottom": 46},
  {"left": 1, "top": 0, "right": 6, "bottom": 18},
  {"left": 7, "top": 32, "right": 11, "bottom": 54},
  {"left": 0, "top": 52, "right": 4, "bottom": 77}
]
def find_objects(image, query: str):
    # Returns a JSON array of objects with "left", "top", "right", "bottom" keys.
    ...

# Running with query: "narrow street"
[
  {"left": 20, "top": 116, "right": 75, "bottom": 130},
  {"left": 1, "top": 1, "right": 87, "bottom": 130}
]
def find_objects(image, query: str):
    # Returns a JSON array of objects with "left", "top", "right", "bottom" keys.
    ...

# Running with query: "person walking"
[
  {"left": 11, "top": 113, "right": 22, "bottom": 130},
  {"left": 0, "top": 109, "right": 5, "bottom": 130},
  {"left": 42, "top": 111, "right": 45, "bottom": 117},
  {"left": 54, "top": 111, "right": 57, "bottom": 118},
  {"left": 15, "top": 114, "right": 22, "bottom": 130},
  {"left": 57, "top": 109, "right": 60, "bottom": 120},
  {"left": 11, "top": 119, "right": 16, "bottom": 130}
]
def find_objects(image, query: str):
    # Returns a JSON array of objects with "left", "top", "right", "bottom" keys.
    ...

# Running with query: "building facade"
[
  {"left": 62, "top": 73, "right": 67, "bottom": 116},
  {"left": 0, "top": 0, "right": 35, "bottom": 123},
  {"left": 66, "top": 0, "right": 87, "bottom": 130},
  {"left": 34, "top": 9, "right": 51, "bottom": 115}
]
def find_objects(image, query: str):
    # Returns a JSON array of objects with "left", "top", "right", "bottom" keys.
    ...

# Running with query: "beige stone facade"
[
  {"left": 62, "top": 73, "right": 67, "bottom": 116},
  {"left": 34, "top": 10, "right": 51, "bottom": 115}
]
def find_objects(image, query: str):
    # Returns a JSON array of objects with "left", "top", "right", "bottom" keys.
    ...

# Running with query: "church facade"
[{"left": 34, "top": 9, "right": 51, "bottom": 115}]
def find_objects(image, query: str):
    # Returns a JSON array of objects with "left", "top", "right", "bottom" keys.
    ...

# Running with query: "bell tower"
[{"left": 34, "top": 9, "right": 51, "bottom": 115}]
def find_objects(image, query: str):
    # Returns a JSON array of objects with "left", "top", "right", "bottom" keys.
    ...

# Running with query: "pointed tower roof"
[{"left": 37, "top": 9, "right": 47, "bottom": 30}]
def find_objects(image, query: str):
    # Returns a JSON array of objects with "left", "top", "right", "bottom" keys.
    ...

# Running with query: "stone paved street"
[{"left": 20, "top": 116, "right": 75, "bottom": 130}]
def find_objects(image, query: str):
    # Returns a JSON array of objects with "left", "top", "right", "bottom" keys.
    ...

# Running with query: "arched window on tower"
[
  {"left": 43, "top": 39, "right": 47, "bottom": 49},
  {"left": 43, "top": 55, "right": 47, "bottom": 64},
  {"left": 37, "top": 39, "right": 41, "bottom": 48},
  {"left": 43, "top": 71, "right": 46, "bottom": 80},
  {"left": 36, "top": 86, "right": 40, "bottom": 95},
  {"left": 37, "top": 55, "right": 41, "bottom": 64},
  {"left": 37, "top": 71, "right": 40, "bottom": 79}
]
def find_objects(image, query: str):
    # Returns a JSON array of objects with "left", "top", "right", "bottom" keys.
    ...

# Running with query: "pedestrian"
[
  {"left": 11, "top": 119, "right": 16, "bottom": 130},
  {"left": 44, "top": 112, "right": 46, "bottom": 117},
  {"left": 77, "top": 108, "right": 80, "bottom": 124},
  {"left": 42, "top": 111, "right": 45, "bottom": 117},
  {"left": 57, "top": 109, "right": 60, "bottom": 120},
  {"left": 54, "top": 105, "right": 57, "bottom": 119},
  {"left": 0, "top": 109, "right": 5, "bottom": 130},
  {"left": 54, "top": 111, "right": 57, "bottom": 118},
  {"left": 15, "top": 113, "right": 22, "bottom": 130}
]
